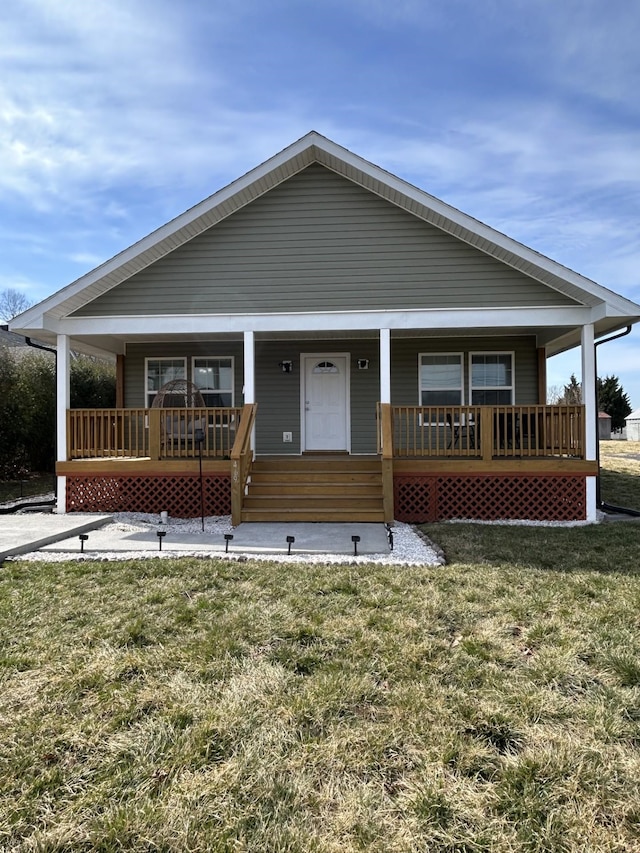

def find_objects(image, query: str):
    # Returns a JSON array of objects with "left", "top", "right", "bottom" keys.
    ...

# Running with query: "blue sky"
[{"left": 2, "top": 0, "right": 639, "bottom": 407}]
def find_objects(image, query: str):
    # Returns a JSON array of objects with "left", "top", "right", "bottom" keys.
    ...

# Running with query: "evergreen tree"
[
  {"left": 0, "top": 349, "right": 116, "bottom": 476},
  {"left": 70, "top": 355, "right": 116, "bottom": 408},
  {"left": 597, "top": 375, "right": 632, "bottom": 431},
  {"left": 562, "top": 373, "right": 582, "bottom": 405}
]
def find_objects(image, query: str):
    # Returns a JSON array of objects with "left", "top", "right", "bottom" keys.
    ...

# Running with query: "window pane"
[
  {"left": 202, "top": 391, "right": 233, "bottom": 407},
  {"left": 472, "top": 389, "right": 513, "bottom": 405},
  {"left": 193, "top": 358, "right": 234, "bottom": 407},
  {"left": 194, "top": 359, "right": 233, "bottom": 391},
  {"left": 422, "top": 390, "right": 462, "bottom": 406},
  {"left": 471, "top": 354, "right": 511, "bottom": 388},
  {"left": 420, "top": 354, "right": 462, "bottom": 405},
  {"left": 147, "top": 359, "right": 185, "bottom": 392}
]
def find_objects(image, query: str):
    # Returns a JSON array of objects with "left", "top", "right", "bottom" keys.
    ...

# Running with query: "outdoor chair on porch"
[
  {"left": 446, "top": 413, "right": 477, "bottom": 450},
  {"left": 152, "top": 379, "right": 207, "bottom": 452}
]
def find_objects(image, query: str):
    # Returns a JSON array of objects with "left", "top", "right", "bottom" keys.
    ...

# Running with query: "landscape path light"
[{"left": 194, "top": 427, "right": 205, "bottom": 532}]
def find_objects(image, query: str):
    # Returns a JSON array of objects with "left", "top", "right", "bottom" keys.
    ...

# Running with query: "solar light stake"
[
  {"left": 78, "top": 533, "right": 89, "bottom": 553},
  {"left": 194, "top": 428, "right": 205, "bottom": 532},
  {"left": 385, "top": 524, "right": 394, "bottom": 551},
  {"left": 286, "top": 535, "right": 295, "bottom": 555},
  {"left": 224, "top": 533, "right": 234, "bottom": 553},
  {"left": 351, "top": 535, "right": 361, "bottom": 556},
  {"left": 157, "top": 530, "right": 167, "bottom": 551}
]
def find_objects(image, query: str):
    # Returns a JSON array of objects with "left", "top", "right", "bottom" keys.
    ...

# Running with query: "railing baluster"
[{"left": 383, "top": 404, "right": 585, "bottom": 460}]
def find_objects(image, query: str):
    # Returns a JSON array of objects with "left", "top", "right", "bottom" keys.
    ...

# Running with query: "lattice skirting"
[
  {"left": 394, "top": 474, "right": 586, "bottom": 522},
  {"left": 65, "top": 474, "right": 232, "bottom": 518}
]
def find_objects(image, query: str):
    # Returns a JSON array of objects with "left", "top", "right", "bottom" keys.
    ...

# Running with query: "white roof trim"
[
  {"left": 12, "top": 131, "right": 640, "bottom": 330},
  {"left": 44, "top": 305, "right": 594, "bottom": 336}
]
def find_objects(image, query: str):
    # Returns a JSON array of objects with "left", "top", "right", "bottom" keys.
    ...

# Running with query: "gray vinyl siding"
[
  {"left": 124, "top": 342, "right": 244, "bottom": 408},
  {"left": 391, "top": 336, "right": 539, "bottom": 406},
  {"left": 73, "top": 165, "right": 580, "bottom": 317},
  {"left": 255, "top": 340, "right": 379, "bottom": 454},
  {"left": 254, "top": 340, "right": 302, "bottom": 453}
]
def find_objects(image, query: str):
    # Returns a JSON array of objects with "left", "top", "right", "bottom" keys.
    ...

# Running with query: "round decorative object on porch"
[{"left": 151, "top": 379, "right": 206, "bottom": 408}]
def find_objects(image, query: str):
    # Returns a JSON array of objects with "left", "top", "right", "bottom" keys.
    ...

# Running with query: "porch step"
[{"left": 241, "top": 457, "right": 385, "bottom": 522}]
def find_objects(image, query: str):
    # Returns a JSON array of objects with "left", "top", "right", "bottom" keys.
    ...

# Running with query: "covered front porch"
[
  {"left": 57, "top": 402, "right": 596, "bottom": 524},
  {"left": 49, "top": 317, "right": 603, "bottom": 524}
]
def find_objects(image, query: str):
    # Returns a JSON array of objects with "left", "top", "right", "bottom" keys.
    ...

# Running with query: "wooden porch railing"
[
  {"left": 67, "top": 407, "right": 243, "bottom": 459},
  {"left": 231, "top": 403, "right": 258, "bottom": 526},
  {"left": 387, "top": 405, "right": 585, "bottom": 459},
  {"left": 68, "top": 409, "right": 149, "bottom": 459}
]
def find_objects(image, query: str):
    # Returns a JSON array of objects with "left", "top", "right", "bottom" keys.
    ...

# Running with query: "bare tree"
[
  {"left": 546, "top": 384, "right": 565, "bottom": 404},
  {"left": 0, "top": 288, "right": 33, "bottom": 321}
]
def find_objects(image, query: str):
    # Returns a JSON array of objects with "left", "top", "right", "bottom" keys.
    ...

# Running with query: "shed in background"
[
  {"left": 626, "top": 410, "right": 640, "bottom": 441},
  {"left": 598, "top": 412, "right": 612, "bottom": 441}
]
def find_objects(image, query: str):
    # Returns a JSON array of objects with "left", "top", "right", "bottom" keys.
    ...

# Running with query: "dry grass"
[
  {"left": 2, "top": 531, "right": 640, "bottom": 851},
  {"left": 599, "top": 440, "right": 640, "bottom": 510}
]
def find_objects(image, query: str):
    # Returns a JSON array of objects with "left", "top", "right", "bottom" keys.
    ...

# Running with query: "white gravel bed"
[{"left": 14, "top": 514, "right": 446, "bottom": 566}]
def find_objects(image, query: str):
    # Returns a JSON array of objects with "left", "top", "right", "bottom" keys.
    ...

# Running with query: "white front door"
[{"left": 303, "top": 355, "right": 349, "bottom": 451}]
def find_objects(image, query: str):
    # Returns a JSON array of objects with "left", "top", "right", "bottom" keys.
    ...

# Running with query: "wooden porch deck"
[{"left": 60, "top": 405, "right": 594, "bottom": 523}]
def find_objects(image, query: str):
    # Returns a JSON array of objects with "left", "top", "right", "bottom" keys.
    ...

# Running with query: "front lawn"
[
  {"left": 2, "top": 524, "right": 640, "bottom": 851},
  {"left": 599, "top": 440, "right": 640, "bottom": 510}
]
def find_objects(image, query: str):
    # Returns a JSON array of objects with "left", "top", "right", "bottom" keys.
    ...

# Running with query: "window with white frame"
[
  {"left": 146, "top": 358, "right": 186, "bottom": 407},
  {"left": 469, "top": 353, "right": 514, "bottom": 404},
  {"left": 419, "top": 353, "right": 464, "bottom": 406},
  {"left": 192, "top": 357, "right": 234, "bottom": 406}
]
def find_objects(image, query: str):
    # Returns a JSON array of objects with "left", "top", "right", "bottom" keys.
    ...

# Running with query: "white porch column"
[
  {"left": 243, "top": 331, "right": 255, "bottom": 403},
  {"left": 56, "top": 334, "right": 71, "bottom": 514},
  {"left": 581, "top": 323, "right": 597, "bottom": 522},
  {"left": 379, "top": 329, "right": 391, "bottom": 404},
  {"left": 243, "top": 330, "right": 256, "bottom": 454}
]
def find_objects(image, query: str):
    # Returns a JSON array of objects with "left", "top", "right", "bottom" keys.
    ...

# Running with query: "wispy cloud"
[{"left": 1, "top": 0, "right": 639, "bottom": 402}]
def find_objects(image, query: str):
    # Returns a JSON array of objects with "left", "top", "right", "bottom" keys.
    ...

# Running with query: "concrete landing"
[{"left": 0, "top": 515, "right": 390, "bottom": 561}]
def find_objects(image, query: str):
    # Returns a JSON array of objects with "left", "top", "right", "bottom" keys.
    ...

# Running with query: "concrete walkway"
[
  {"left": 0, "top": 514, "right": 390, "bottom": 562},
  {"left": 0, "top": 513, "right": 113, "bottom": 562}
]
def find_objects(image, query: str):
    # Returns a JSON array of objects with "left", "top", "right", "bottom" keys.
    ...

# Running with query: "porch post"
[
  {"left": 379, "top": 329, "right": 391, "bottom": 404},
  {"left": 115, "top": 354, "right": 125, "bottom": 408},
  {"left": 56, "top": 334, "right": 71, "bottom": 514},
  {"left": 243, "top": 331, "right": 255, "bottom": 404},
  {"left": 537, "top": 348, "right": 547, "bottom": 404},
  {"left": 243, "top": 330, "right": 256, "bottom": 454},
  {"left": 581, "top": 323, "right": 597, "bottom": 522}
]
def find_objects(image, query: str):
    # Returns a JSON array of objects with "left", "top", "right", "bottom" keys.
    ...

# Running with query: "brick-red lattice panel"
[
  {"left": 394, "top": 477, "right": 437, "bottom": 523},
  {"left": 394, "top": 474, "right": 586, "bottom": 523},
  {"left": 66, "top": 475, "right": 231, "bottom": 518}
]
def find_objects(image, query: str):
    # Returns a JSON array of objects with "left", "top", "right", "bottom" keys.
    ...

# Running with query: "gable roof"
[{"left": 11, "top": 131, "right": 640, "bottom": 339}]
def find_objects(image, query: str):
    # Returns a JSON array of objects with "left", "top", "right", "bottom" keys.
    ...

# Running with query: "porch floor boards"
[{"left": 242, "top": 456, "right": 385, "bottom": 523}]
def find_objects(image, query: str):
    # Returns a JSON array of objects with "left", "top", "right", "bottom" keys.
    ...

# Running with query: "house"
[{"left": 9, "top": 132, "right": 640, "bottom": 525}]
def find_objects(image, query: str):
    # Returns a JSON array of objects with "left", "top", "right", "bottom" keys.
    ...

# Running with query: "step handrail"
[{"left": 230, "top": 403, "right": 258, "bottom": 526}]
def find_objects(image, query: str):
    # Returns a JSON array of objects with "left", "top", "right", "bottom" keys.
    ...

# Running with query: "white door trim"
[{"left": 301, "top": 352, "right": 351, "bottom": 452}]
